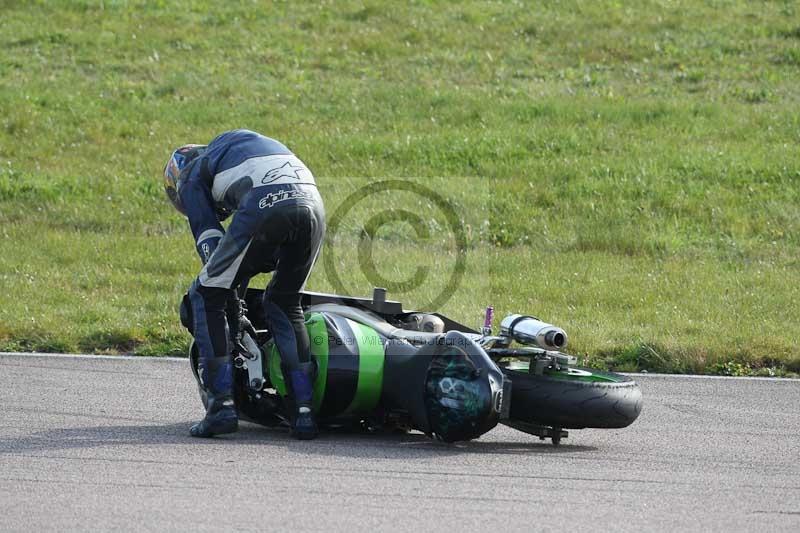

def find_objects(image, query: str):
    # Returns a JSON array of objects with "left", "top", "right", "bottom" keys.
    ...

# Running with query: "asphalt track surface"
[{"left": 1, "top": 353, "right": 798, "bottom": 532}]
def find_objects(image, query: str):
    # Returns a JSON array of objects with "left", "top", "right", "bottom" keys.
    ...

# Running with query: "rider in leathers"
[{"left": 163, "top": 129, "right": 325, "bottom": 439}]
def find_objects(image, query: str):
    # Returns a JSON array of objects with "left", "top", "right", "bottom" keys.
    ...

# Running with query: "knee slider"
[{"left": 180, "top": 293, "right": 194, "bottom": 334}]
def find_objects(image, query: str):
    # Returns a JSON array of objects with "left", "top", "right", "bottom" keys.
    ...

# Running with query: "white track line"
[
  {"left": 0, "top": 351, "right": 186, "bottom": 363},
  {"left": 623, "top": 372, "right": 800, "bottom": 382},
  {"left": 2, "top": 351, "right": 798, "bottom": 382}
]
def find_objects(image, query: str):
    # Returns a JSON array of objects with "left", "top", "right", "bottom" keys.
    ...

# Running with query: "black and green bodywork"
[
  {"left": 267, "top": 312, "right": 387, "bottom": 419},
  {"left": 253, "top": 306, "right": 507, "bottom": 441}
]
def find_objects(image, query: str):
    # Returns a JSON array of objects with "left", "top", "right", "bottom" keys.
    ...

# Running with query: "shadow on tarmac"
[{"left": 0, "top": 419, "right": 597, "bottom": 458}]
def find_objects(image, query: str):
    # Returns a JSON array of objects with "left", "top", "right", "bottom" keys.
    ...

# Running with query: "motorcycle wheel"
[{"left": 503, "top": 366, "right": 642, "bottom": 429}]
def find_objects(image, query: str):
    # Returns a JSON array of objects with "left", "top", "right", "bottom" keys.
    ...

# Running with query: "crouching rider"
[{"left": 162, "top": 129, "right": 326, "bottom": 439}]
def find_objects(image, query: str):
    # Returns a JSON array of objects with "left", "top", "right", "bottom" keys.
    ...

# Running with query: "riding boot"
[
  {"left": 286, "top": 362, "right": 318, "bottom": 440},
  {"left": 190, "top": 356, "right": 238, "bottom": 438}
]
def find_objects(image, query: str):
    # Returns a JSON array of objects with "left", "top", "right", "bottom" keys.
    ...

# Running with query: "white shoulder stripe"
[
  {"left": 196, "top": 229, "right": 224, "bottom": 244},
  {"left": 211, "top": 154, "right": 315, "bottom": 202}
]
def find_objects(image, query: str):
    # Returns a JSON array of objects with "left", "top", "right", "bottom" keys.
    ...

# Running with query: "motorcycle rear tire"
[{"left": 504, "top": 367, "right": 642, "bottom": 429}]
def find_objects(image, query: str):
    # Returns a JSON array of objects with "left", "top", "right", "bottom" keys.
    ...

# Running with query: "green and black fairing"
[
  {"left": 266, "top": 311, "right": 387, "bottom": 420},
  {"left": 243, "top": 308, "right": 506, "bottom": 440}
]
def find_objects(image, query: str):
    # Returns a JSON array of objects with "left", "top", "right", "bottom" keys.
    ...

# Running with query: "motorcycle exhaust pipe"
[{"left": 500, "top": 314, "right": 568, "bottom": 350}]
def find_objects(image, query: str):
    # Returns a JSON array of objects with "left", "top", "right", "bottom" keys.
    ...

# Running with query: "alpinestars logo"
[
  {"left": 258, "top": 189, "right": 312, "bottom": 209},
  {"left": 261, "top": 161, "right": 306, "bottom": 184}
]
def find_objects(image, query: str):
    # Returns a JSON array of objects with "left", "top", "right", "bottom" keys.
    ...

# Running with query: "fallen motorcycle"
[{"left": 188, "top": 289, "right": 642, "bottom": 445}]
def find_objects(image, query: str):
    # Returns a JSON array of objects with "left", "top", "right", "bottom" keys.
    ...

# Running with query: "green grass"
[{"left": 1, "top": 1, "right": 799, "bottom": 375}]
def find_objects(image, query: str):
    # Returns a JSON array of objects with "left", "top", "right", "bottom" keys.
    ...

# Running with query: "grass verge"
[{"left": 1, "top": 1, "right": 798, "bottom": 375}]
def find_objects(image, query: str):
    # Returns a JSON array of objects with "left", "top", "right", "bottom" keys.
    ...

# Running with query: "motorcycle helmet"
[
  {"left": 424, "top": 343, "right": 496, "bottom": 442},
  {"left": 163, "top": 144, "right": 207, "bottom": 215}
]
